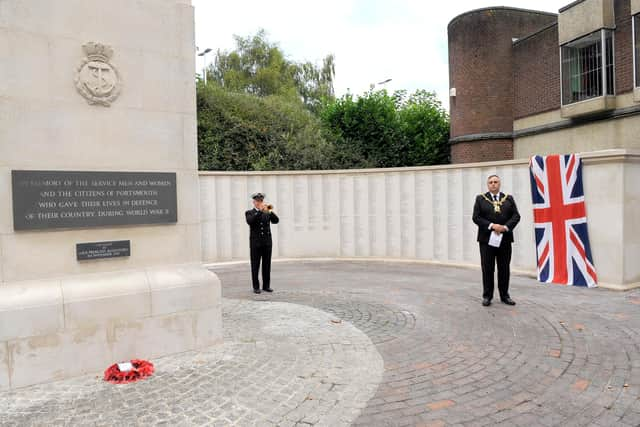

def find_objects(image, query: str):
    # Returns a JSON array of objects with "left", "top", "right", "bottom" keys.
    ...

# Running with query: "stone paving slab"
[
  {"left": 0, "top": 298, "right": 383, "bottom": 426},
  {"left": 1, "top": 260, "right": 640, "bottom": 427}
]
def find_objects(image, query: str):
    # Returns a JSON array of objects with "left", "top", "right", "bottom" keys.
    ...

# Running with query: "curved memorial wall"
[{"left": 200, "top": 150, "right": 639, "bottom": 291}]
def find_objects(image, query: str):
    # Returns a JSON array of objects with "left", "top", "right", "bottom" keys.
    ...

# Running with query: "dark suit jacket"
[
  {"left": 472, "top": 192, "right": 520, "bottom": 244},
  {"left": 245, "top": 209, "right": 279, "bottom": 245}
]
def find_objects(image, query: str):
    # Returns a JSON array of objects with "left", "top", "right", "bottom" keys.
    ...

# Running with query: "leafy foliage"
[
  {"left": 197, "top": 30, "right": 449, "bottom": 171},
  {"left": 197, "top": 83, "right": 335, "bottom": 171},
  {"left": 319, "top": 89, "right": 450, "bottom": 169},
  {"left": 397, "top": 90, "right": 450, "bottom": 166},
  {"left": 209, "top": 29, "right": 335, "bottom": 112}
]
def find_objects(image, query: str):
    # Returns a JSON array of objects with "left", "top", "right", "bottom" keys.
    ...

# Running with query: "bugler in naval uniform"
[{"left": 245, "top": 192, "right": 279, "bottom": 294}]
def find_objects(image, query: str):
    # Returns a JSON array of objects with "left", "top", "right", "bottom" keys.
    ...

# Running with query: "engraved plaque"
[
  {"left": 76, "top": 240, "right": 130, "bottom": 260},
  {"left": 12, "top": 170, "right": 177, "bottom": 230}
]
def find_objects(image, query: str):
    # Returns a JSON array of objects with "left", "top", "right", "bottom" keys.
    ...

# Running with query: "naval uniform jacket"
[
  {"left": 472, "top": 192, "right": 520, "bottom": 244},
  {"left": 245, "top": 209, "right": 280, "bottom": 246}
]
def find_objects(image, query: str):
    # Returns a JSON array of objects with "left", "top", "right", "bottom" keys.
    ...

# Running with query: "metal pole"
[
  {"left": 203, "top": 52, "right": 207, "bottom": 85},
  {"left": 198, "top": 48, "right": 212, "bottom": 85}
]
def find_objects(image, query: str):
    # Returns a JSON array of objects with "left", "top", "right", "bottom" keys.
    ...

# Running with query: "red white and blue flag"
[{"left": 529, "top": 154, "right": 597, "bottom": 287}]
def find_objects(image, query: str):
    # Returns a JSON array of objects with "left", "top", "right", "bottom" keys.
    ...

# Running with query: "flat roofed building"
[{"left": 449, "top": 0, "right": 640, "bottom": 163}]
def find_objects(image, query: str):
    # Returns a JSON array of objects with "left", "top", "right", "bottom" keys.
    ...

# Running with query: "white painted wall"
[{"left": 200, "top": 149, "right": 640, "bottom": 290}]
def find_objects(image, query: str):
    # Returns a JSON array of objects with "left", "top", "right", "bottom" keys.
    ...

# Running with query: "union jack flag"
[{"left": 529, "top": 154, "right": 597, "bottom": 287}]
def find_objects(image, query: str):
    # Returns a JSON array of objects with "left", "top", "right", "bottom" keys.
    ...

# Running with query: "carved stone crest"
[{"left": 75, "top": 42, "right": 122, "bottom": 106}]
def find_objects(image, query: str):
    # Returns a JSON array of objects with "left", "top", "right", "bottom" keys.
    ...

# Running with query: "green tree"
[
  {"left": 294, "top": 55, "right": 335, "bottom": 113},
  {"left": 320, "top": 89, "right": 449, "bottom": 168},
  {"left": 320, "top": 90, "right": 405, "bottom": 168},
  {"left": 197, "top": 30, "right": 449, "bottom": 171},
  {"left": 197, "top": 82, "right": 334, "bottom": 171},
  {"left": 397, "top": 90, "right": 450, "bottom": 165},
  {"left": 209, "top": 29, "right": 335, "bottom": 111}
]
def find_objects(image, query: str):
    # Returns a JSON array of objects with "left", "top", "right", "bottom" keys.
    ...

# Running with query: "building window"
[{"left": 561, "top": 30, "right": 614, "bottom": 105}]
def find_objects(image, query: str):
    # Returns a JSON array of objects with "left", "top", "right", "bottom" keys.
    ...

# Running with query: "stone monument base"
[{"left": 0, "top": 264, "right": 221, "bottom": 390}]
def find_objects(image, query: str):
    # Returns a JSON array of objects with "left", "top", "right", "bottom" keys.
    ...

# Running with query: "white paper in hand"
[{"left": 488, "top": 231, "right": 503, "bottom": 248}]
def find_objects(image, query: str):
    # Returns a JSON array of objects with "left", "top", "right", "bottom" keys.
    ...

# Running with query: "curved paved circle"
[
  {"left": 0, "top": 299, "right": 384, "bottom": 427},
  {"left": 219, "top": 260, "right": 640, "bottom": 427},
  {"left": 264, "top": 290, "right": 417, "bottom": 345}
]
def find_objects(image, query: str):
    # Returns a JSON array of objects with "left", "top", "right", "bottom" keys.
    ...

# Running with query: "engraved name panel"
[{"left": 76, "top": 240, "right": 131, "bottom": 260}]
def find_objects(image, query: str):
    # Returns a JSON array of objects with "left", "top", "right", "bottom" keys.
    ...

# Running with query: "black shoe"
[
  {"left": 262, "top": 288, "right": 273, "bottom": 293},
  {"left": 501, "top": 297, "right": 516, "bottom": 306},
  {"left": 253, "top": 289, "right": 261, "bottom": 294},
  {"left": 482, "top": 298, "right": 491, "bottom": 306}
]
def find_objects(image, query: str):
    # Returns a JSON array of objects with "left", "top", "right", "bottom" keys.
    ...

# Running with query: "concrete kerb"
[
  {"left": 204, "top": 257, "right": 538, "bottom": 278},
  {"left": 204, "top": 257, "right": 640, "bottom": 290}
]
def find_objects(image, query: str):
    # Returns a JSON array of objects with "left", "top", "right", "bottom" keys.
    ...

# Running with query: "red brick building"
[{"left": 449, "top": 0, "right": 640, "bottom": 163}]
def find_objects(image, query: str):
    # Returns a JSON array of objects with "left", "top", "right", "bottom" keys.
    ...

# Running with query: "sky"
[{"left": 192, "top": 1, "right": 565, "bottom": 110}]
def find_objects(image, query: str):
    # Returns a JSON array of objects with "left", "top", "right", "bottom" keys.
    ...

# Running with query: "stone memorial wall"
[
  {"left": 0, "top": 0, "right": 222, "bottom": 390},
  {"left": 200, "top": 150, "right": 640, "bottom": 291}
]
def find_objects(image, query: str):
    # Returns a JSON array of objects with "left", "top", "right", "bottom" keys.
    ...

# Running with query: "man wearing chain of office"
[{"left": 472, "top": 175, "right": 521, "bottom": 307}]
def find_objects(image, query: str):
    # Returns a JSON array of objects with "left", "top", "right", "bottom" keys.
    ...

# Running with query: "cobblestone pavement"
[
  {"left": 1, "top": 260, "right": 639, "bottom": 427},
  {"left": 218, "top": 261, "right": 640, "bottom": 427},
  {"left": 0, "top": 298, "right": 383, "bottom": 426}
]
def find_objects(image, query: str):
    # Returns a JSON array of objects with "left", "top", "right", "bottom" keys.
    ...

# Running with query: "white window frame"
[
  {"left": 560, "top": 29, "right": 615, "bottom": 106},
  {"left": 634, "top": 14, "right": 638, "bottom": 88},
  {"left": 606, "top": 28, "right": 616, "bottom": 96}
]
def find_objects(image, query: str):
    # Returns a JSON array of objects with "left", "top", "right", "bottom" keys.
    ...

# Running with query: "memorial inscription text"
[{"left": 12, "top": 171, "right": 178, "bottom": 230}]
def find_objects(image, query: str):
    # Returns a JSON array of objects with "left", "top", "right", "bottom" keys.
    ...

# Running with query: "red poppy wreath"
[{"left": 103, "top": 359, "right": 154, "bottom": 384}]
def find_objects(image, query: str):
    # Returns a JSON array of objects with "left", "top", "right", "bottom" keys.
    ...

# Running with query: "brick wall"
[
  {"left": 449, "top": 1, "right": 636, "bottom": 164},
  {"left": 448, "top": 8, "right": 557, "bottom": 139},
  {"left": 451, "top": 139, "right": 514, "bottom": 163},
  {"left": 615, "top": 0, "right": 633, "bottom": 94},
  {"left": 513, "top": 24, "right": 560, "bottom": 119},
  {"left": 448, "top": 8, "right": 556, "bottom": 163}
]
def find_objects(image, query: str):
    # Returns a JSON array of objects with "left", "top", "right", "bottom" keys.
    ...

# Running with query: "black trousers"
[
  {"left": 250, "top": 241, "right": 272, "bottom": 290},
  {"left": 479, "top": 242, "right": 512, "bottom": 300}
]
